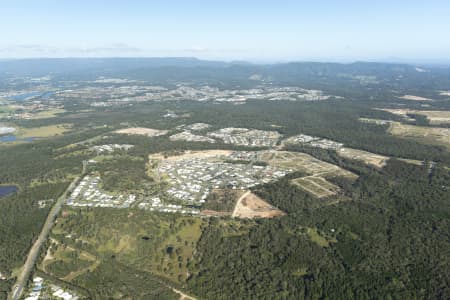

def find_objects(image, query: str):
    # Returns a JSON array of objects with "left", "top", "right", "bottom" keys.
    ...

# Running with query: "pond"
[
  {"left": 10, "top": 91, "right": 55, "bottom": 101},
  {"left": 0, "top": 185, "right": 18, "bottom": 198},
  {"left": 0, "top": 135, "right": 35, "bottom": 143}
]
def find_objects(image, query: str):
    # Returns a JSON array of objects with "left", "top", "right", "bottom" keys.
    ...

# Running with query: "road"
[
  {"left": 231, "top": 190, "right": 251, "bottom": 217},
  {"left": 9, "top": 162, "right": 86, "bottom": 300},
  {"left": 172, "top": 287, "right": 197, "bottom": 300}
]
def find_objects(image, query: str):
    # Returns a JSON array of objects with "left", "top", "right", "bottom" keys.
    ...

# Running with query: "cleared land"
[
  {"left": 259, "top": 150, "right": 357, "bottom": 179},
  {"left": 232, "top": 191, "right": 285, "bottom": 218},
  {"left": 358, "top": 118, "right": 390, "bottom": 125},
  {"left": 291, "top": 176, "right": 340, "bottom": 198},
  {"left": 30, "top": 108, "right": 66, "bottom": 119},
  {"left": 150, "top": 150, "right": 232, "bottom": 162},
  {"left": 388, "top": 122, "right": 450, "bottom": 149},
  {"left": 378, "top": 108, "right": 450, "bottom": 124},
  {"left": 397, "top": 95, "right": 432, "bottom": 101},
  {"left": 16, "top": 124, "right": 72, "bottom": 138},
  {"left": 115, "top": 127, "right": 168, "bottom": 137},
  {"left": 414, "top": 110, "right": 450, "bottom": 125},
  {"left": 338, "top": 147, "right": 390, "bottom": 168}
]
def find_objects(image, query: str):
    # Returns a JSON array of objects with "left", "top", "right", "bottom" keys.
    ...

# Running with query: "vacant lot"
[
  {"left": 116, "top": 127, "right": 168, "bottom": 137},
  {"left": 259, "top": 150, "right": 357, "bottom": 179},
  {"left": 389, "top": 122, "right": 450, "bottom": 149},
  {"left": 338, "top": 147, "right": 389, "bottom": 168},
  {"left": 291, "top": 176, "right": 339, "bottom": 198},
  {"left": 397, "top": 95, "right": 432, "bottom": 101},
  {"left": 415, "top": 110, "right": 450, "bottom": 125},
  {"left": 378, "top": 108, "right": 450, "bottom": 124},
  {"left": 232, "top": 191, "right": 285, "bottom": 218}
]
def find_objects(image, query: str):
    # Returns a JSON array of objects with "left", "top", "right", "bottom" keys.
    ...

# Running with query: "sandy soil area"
[
  {"left": 338, "top": 147, "right": 389, "bottom": 168},
  {"left": 115, "top": 127, "right": 168, "bottom": 137},
  {"left": 397, "top": 95, "right": 432, "bottom": 101},
  {"left": 232, "top": 191, "right": 285, "bottom": 219}
]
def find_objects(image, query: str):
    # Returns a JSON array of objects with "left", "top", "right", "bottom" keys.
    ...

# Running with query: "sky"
[{"left": 0, "top": 0, "right": 449, "bottom": 63}]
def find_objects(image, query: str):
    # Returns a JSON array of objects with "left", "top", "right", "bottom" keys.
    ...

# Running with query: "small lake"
[
  {"left": 10, "top": 92, "right": 42, "bottom": 101},
  {"left": 0, "top": 185, "right": 18, "bottom": 198},
  {"left": 9, "top": 91, "right": 54, "bottom": 101},
  {"left": 0, "top": 135, "right": 35, "bottom": 143}
]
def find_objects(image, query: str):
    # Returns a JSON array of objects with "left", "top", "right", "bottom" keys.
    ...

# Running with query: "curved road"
[{"left": 9, "top": 162, "right": 86, "bottom": 300}]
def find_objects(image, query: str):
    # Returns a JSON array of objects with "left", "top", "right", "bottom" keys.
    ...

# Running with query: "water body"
[
  {"left": 10, "top": 92, "right": 42, "bottom": 101},
  {"left": 41, "top": 91, "right": 55, "bottom": 99},
  {"left": 10, "top": 91, "right": 54, "bottom": 101},
  {"left": 0, "top": 135, "right": 35, "bottom": 143},
  {"left": 0, "top": 185, "right": 18, "bottom": 198}
]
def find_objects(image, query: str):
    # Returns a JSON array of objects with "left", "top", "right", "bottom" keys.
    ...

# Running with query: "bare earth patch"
[
  {"left": 115, "top": 127, "right": 168, "bottom": 137},
  {"left": 338, "top": 147, "right": 389, "bottom": 168},
  {"left": 414, "top": 111, "right": 450, "bottom": 125},
  {"left": 232, "top": 191, "right": 285, "bottom": 219},
  {"left": 377, "top": 108, "right": 450, "bottom": 124},
  {"left": 388, "top": 122, "right": 450, "bottom": 149},
  {"left": 260, "top": 150, "right": 358, "bottom": 179},
  {"left": 149, "top": 150, "right": 232, "bottom": 162},
  {"left": 200, "top": 210, "right": 232, "bottom": 217},
  {"left": 397, "top": 95, "right": 432, "bottom": 101},
  {"left": 291, "top": 176, "right": 340, "bottom": 198}
]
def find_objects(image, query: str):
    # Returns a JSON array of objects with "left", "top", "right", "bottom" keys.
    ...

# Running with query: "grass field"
[
  {"left": 41, "top": 239, "right": 99, "bottom": 281},
  {"left": 30, "top": 108, "right": 66, "bottom": 119},
  {"left": 17, "top": 124, "right": 72, "bottom": 138},
  {"left": 49, "top": 208, "right": 204, "bottom": 285},
  {"left": 388, "top": 121, "right": 450, "bottom": 149}
]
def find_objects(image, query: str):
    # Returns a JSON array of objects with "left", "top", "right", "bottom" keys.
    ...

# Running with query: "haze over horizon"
[{"left": 1, "top": 1, "right": 450, "bottom": 64}]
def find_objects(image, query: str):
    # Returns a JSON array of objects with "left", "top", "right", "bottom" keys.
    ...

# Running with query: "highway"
[{"left": 9, "top": 162, "right": 86, "bottom": 300}]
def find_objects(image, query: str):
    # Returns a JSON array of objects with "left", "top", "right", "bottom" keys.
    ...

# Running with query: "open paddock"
[{"left": 17, "top": 124, "right": 72, "bottom": 138}]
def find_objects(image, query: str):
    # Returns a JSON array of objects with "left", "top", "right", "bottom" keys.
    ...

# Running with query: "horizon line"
[{"left": 1, "top": 56, "right": 450, "bottom": 66}]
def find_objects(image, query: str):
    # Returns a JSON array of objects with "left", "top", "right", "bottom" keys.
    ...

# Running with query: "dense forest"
[{"left": 189, "top": 159, "right": 450, "bottom": 299}]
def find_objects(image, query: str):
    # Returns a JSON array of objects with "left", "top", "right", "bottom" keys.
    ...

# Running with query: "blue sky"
[{"left": 0, "top": 0, "right": 449, "bottom": 62}]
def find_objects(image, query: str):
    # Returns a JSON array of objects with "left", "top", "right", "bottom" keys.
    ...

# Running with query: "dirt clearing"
[
  {"left": 115, "top": 127, "right": 168, "bottom": 137},
  {"left": 338, "top": 147, "right": 389, "bottom": 168},
  {"left": 397, "top": 95, "right": 432, "bottom": 101},
  {"left": 260, "top": 150, "right": 357, "bottom": 179},
  {"left": 232, "top": 191, "right": 285, "bottom": 218},
  {"left": 377, "top": 108, "right": 450, "bottom": 124},
  {"left": 388, "top": 122, "right": 450, "bottom": 149}
]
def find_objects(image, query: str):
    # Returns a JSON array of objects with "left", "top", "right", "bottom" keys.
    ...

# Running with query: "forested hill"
[{"left": 2, "top": 58, "right": 450, "bottom": 92}]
